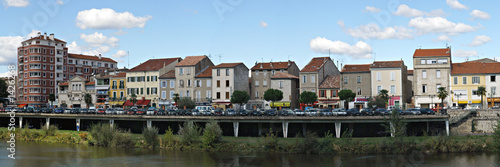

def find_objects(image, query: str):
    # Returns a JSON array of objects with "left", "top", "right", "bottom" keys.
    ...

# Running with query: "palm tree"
[
  {"left": 49, "top": 94, "right": 55, "bottom": 108},
  {"left": 437, "top": 87, "right": 448, "bottom": 109},
  {"left": 379, "top": 89, "right": 389, "bottom": 101},
  {"left": 131, "top": 93, "right": 138, "bottom": 107},
  {"left": 84, "top": 93, "right": 92, "bottom": 108},
  {"left": 477, "top": 86, "right": 487, "bottom": 109}
]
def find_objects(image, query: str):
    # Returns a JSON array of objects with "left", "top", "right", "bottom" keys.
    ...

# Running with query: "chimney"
[
  {"left": 98, "top": 54, "right": 102, "bottom": 59},
  {"left": 288, "top": 60, "right": 290, "bottom": 66},
  {"left": 43, "top": 33, "right": 47, "bottom": 40},
  {"left": 49, "top": 34, "right": 54, "bottom": 40},
  {"left": 270, "top": 62, "right": 273, "bottom": 68},
  {"left": 260, "top": 63, "right": 263, "bottom": 68}
]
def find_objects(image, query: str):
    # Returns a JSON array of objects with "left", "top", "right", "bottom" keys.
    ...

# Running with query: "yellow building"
[
  {"left": 109, "top": 72, "right": 126, "bottom": 107},
  {"left": 450, "top": 62, "right": 487, "bottom": 108}
]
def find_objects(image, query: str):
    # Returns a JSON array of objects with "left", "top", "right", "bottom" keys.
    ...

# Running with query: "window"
[
  {"left": 423, "top": 84, "right": 427, "bottom": 93},
  {"left": 179, "top": 68, "right": 184, "bottom": 75},
  {"left": 186, "top": 68, "right": 191, "bottom": 75},
  {"left": 377, "top": 86, "right": 382, "bottom": 93},
  {"left": 376, "top": 72, "right": 381, "bottom": 81},
  {"left": 390, "top": 72, "right": 395, "bottom": 81},
  {"left": 187, "top": 80, "right": 191, "bottom": 87},
  {"left": 320, "top": 90, "right": 326, "bottom": 97},
  {"left": 472, "top": 76, "right": 480, "bottom": 84},
  {"left": 226, "top": 92, "right": 230, "bottom": 99},
  {"left": 420, "top": 59, "right": 426, "bottom": 64},
  {"left": 120, "top": 91, "right": 124, "bottom": 98},
  {"left": 463, "top": 77, "right": 467, "bottom": 84},
  {"left": 492, "top": 75, "right": 497, "bottom": 82},
  {"left": 390, "top": 85, "right": 396, "bottom": 94},
  {"left": 302, "top": 76, "right": 306, "bottom": 83},
  {"left": 140, "top": 88, "right": 143, "bottom": 95},
  {"left": 422, "top": 70, "right": 427, "bottom": 79},
  {"left": 492, "top": 87, "right": 497, "bottom": 95},
  {"left": 169, "top": 80, "right": 174, "bottom": 88},
  {"left": 272, "top": 70, "right": 275, "bottom": 76},
  {"left": 113, "top": 92, "right": 117, "bottom": 98},
  {"left": 186, "top": 90, "right": 190, "bottom": 97},
  {"left": 170, "top": 91, "right": 175, "bottom": 99},
  {"left": 217, "top": 92, "right": 221, "bottom": 99},
  {"left": 207, "top": 80, "right": 211, "bottom": 87},
  {"left": 472, "top": 90, "right": 478, "bottom": 96},
  {"left": 311, "top": 75, "right": 315, "bottom": 83},
  {"left": 343, "top": 76, "right": 348, "bottom": 84},
  {"left": 161, "top": 81, "right": 167, "bottom": 88},
  {"left": 454, "top": 77, "right": 458, "bottom": 85},
  {"left": 279, "top": 81, "right": 283, "bottom": 88},
  {"left": 437, "top": 84, "right": 442, "bottom": 92},
  {"left": 357, "top": 87, "right": 361, "bottom": 95},
  {"left": 217, "top": 80, "right": 221, "bottom": 87},
  {"left": 263, "top": 70, "right": 267, "bottom": 77},
  {"left": 436, "top": 70, "right": 441, "bottom": 78},
  {"left": 179, "top": 80, "right": 184, "bottom": 87},
  {"left": 357, "top": 76, "right": 361, "bottom": 84},
  {"left": 255, "top": 91, "right": 259, "bottom": 98},
  {"left": 226, "top": 80, "right": 230, "bottom": 87},
  {"left": 217, "top": 69, "right": 220, "bottom": 76},
  {"left": 147, "top": 76, "right": 150, "bottom": 82},
  {"left": 263, "top": 80, "right": 267, "bottom": 86},
  {"left": 255, "top": 80, "right": 259, "bottom": 87},
  {"left": 147, "top": 88, "right": 150, "bottom": 95},
  {"left": 226, "top": 69, "right": 229, "bottom": 76}
]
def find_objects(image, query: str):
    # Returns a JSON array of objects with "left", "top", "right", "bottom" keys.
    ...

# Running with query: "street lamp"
[{"left": 429, "top": 95, "right": 435, "bottom": 109}]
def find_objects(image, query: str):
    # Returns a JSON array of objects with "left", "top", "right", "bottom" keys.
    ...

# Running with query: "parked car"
[
  {"left": 195, "top": 106, "right": 215, "bottom": 115},
  {"left": 80, "top": 108, "right": 89, "bottom": 114},
  {"left": 238, "top": 109, "right": 249, "bottom": 116},
  {"left": 374, "top": 108, "right": 390, "bottom": 116},
  {"left": 70, "top": 108, "right": 80, "bottom": 114},
  {"left": 136, "top": 108, "right": 146, "bottom": 115},
  {"left": 126, "top": 109, "right": 136, "bottom": 115},
  {"left": 89, "top": 108, "right": 96, "bottom": 114},
  {"left": 406, "top": 108, "right": 422, "bottom": 115},
  {"left": 394, "top": 109, "right": 410, "bottom": 115},
  {"left": 320, "top": 109, "right": 333, "bottom": 116},
  {"left": 305, "top": 108, "right": 321, "bottom": 116},
  {"left": 41, "top": 108, "right": 53, "bottom": 113},
  {"left": 191, "top": 109, "right": 201, "bottom": 116},
  {"left": 294, "top": 109, "right": 305, "bottom": 116},
  {"left": 64, "top": 108, "right": 72, "bottom": 114},
  {"left": 265, "top": 109, "right": 277, "bottom": 116},
  {"left": 167, "top": 109, "right": 178, "bottom": 115},
  {"left": 419, "top": 108, "right": 435, "bottom": 115},
  {"left": 346, "top": 108, "right": 361, "bottom": 116},
  {"left": 332, "top": 108, "right": 347, "bottom": 116},
  {"left": 250, "top": 109, "right": 262, "bottom": 116},
  {"left": 54, "top": 108, "right": 64, "bottom": 114},
  {"left": 157, "top": 109, "right": 166, "bottom": 115},
  {"left": 115, "top": 108, "right": 125, "bottom": 115},
  {"left": 214, "top": 109, "right": 224, "bottom": 116},
  {"left": 226, "top": 108, "right": 237, "bottom": 116},
  {"left": 280, "top": 109, "right": 295, "bottom": 116},
  {"left": 33, "top": 107, "right": 42, "bottom": 113},
  {"left": 489, "top": 106, "right": 500, "bottom": 109},
  {"left": 97, "top": 108, "right": 106, "bottom": 114},
  {"left": 147, "top": 107, "right": 156, "bottom": 115},
  {"left": 360, "top": 108, "right": 373, "bottom": 116}
]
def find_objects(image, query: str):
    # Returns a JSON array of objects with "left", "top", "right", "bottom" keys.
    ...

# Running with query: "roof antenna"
[
  {"left": 418, "top": 46, "right": 422, "bottom": 49},
  {"left": 127, "top": 51, "right": 130, "bottom": 69},
  {"left": 373, "top": 52, "right": 376, "bottom": 61},
  {"left": 445, "top": 42, "right": 449, "bottom": 48}
]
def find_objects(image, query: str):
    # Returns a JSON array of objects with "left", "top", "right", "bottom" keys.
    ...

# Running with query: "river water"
[{"left": 1, "top": 141, "right": 499, "bottom": 166}]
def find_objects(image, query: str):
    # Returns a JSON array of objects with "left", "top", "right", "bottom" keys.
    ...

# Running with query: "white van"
[{"left": 195, "top": 106, "right": 215, "bottom": 115}]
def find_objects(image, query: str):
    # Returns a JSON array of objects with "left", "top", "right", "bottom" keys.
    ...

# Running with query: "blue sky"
[{"left": 0, "top": 0, "right": 497, "bottom": 76}]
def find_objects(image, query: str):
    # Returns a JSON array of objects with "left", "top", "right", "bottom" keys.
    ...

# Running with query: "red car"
[
  {"left": 136, "top": 108, "right": 146, "bottom": 115},
  {"left": 127, "top": 109, "right": 136, "bottom": 115},
  {"left": 97, "top": 108, "right": 105, "bottom": 114}
]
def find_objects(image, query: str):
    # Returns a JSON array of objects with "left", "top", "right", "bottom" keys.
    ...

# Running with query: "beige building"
[
  {"left": 340, "top": 64, "right": 372, "bottom": 109},
  {"left": 270, "top": 72, "right": 299, "bottom": 109},
  {"left": 175, "top": 55, "right": 214, "bottom": 104},
  {"left": 300, "top": 57, "right": 339, "bottom": 94},
  {"left": 318, "top": 75, "right": 341, "bottom": 108},
  {"left": 159, "top": 70, "right": 176, "bottom": 108},
  {"left": 212, "top": 63, "right": 249, "bottom": 109},
  {"left": 194, "top": 66, "right": 213, "bottom": 105},
  {"left": 58, "top": 76, "right": 96, "bottom": 108},
  {"left": 249, "top": 61, "right": 299, "bottom": 109},
  {"left": 370, "top": 60, "right": 410, "bottom": 109},
  {"left": 126, "top": 58, "right": 181, "bottom": 108},
  {"left": 412, "top": 48, "right": 452, "bottom": 108}
]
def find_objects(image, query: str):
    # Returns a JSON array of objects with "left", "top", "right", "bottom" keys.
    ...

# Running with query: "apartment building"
[
  {"left": 159, "top": 70, "right": 176, "bottom": 108},
  {"left": 300, "top": 57, "right": 339, "bottom": 95},
  {"left": 450, "top": 62, "right": 500, "bottom": 108},
  {"left": 174, "top": 55, "right": 214, "bottom": 103},
  {"left": 340, "top": 64, "right": 372, "bottom": 109},
  {"left": 317, "top": 75, "right": 340, "bottom": 108},
  {"left": 370, "top": 60, "right": 410, "bottom": 109},
  {"left": 212, "top": 63, "right": 249, "bottom": 109},
  {"left": 57, "top": 76, "right": 96, "bottom": 108}
]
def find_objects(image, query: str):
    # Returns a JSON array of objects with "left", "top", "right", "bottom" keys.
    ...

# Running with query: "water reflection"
[{"left": 1, "top": 142, "right": 500, "bottom": 166}]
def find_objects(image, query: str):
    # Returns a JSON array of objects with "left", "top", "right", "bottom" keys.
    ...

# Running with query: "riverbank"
[{"left": 0, "top": 127, "right": 496, "bottom": 155}]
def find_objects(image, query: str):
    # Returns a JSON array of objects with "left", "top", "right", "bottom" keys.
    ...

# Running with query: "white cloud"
[
  {"left": 0, "top": 71, "right": 16, "bottom": 77},
  {"left": 114, "top": 30, "right": 128, "bottom": 36},
  {"left": 343, "top": 23, "right": 413, "bottom": 39},
  {"left": 365, "top": 6, "right": 380, "bottom": 13},
  {"left": 426, "top": 9, "right": 447, "bottom": 17},
  {"left": 80, "top": 32, "right": 119, "bottom": 47},
  {"left": 309, "top": 37, "right": 372, "bottom": 59},
  {"left": 435, "top": 35, "right": 451, "bottom": 42},
  {"left": 96, "top": 46, "right": 110, "bottom": 53},
  {"left": 112, "top": 50, "right": 128, "bottom": 58},
  {"left": 76, "top": 8, "right": 152, "bottom": 30},
  {"left": 408, "top": 17, "right": 479, "bottom": 35},
  {"left": 2, "top": 0, "right": 29, "bottom": 7},
  {"left": 446, "top": 0, "right": 467, "bottom": 10},
  {"left": 394, "top": 5, "right": 424, "bottom": 17},
  {"left": 67, "top": 41, "right": 100, "bottom": 56},
  {"left": 470, "top": 10, "right": 490, "bottom": 20},
  {"left": 260, "top": 21, "right": 268, "bottom": 28},
  {"left": 0, "top": 30, "right": 39, "bottom": 66},
  {"left": 469, "top": 35, "right": 491, "bottom": 47},
  {"left": 453, "top": 49, "right": 477, "bottom": 58},
  {"left": 56, "top": 0, "right": 63, "bottom": 5},
  {"left": 337, "top": 20, "right": 345, "bottom": 28}
]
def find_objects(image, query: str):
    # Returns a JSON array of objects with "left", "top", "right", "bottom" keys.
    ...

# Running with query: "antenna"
[
  {"left": 127, "top": 51, "right": 130, "bottom": 69},
  {"left": 445, "top": 42, "right": 449, "bottom": 48},
  {"left": 288, "top": 55, "right": 290, "bottom": 61},
  {"left": 373, "top": 52, "right": 376, "bottom": 61},
  {"left": 328, "top": 49, "right": 331, "bottom": 57},
  {"left": 418, "top": 46, "right": 422, "bottom": 49},
  {"left": 217, "top": 54, "right": 222, "bottom": 64}
]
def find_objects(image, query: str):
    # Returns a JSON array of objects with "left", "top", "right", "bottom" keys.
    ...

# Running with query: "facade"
[
  {"left": 413, "top": 48, "right": 452, "bottom": 108},
  {"left": 486, "top": 72, "right": 500, "bottom": 108},
  {"left": 270, "top": 72, "right": 300, "bottom": 109},
  {"left": 407, "top": 70, "right": 414, "bottom": 107},
  {"left": 174, "top": 55, "right": 214, "bottom": 104},
  {"left": 194, "top": 66, "right": 213, "bottom": 106},
  {"left": 299, "top": 57, "right": 339, "bottom": 94},
  {"left": 108, "top": 72, "right": 127, "bottom": 107},
  {"left": 318, "top": 75, "right": 341, "bottom": 108},
  {"left": 57, "top": 76, "right": 96, "bottom": 108},
  {"left": 250, "top": 61, "right": 300, "bottom": 109},
  {"left": 212, "top": 63, "right": 249, "bottom": 109},
  {"left": 450, "top": 62, "right": 498, "bottom": 108},
  {"left": 370, "top": 60, "right": 410, "bottom": 109},
  {"left": 340, "top": 64, "right": 372, "bottom": 109},
  {"left": 159, "top": 70, "right": 176, "bottom": 108},
  {"left": 17, "top": 33, "right": 116, "bottom": 107},
  {"left": 126, "top": 58, "right": 181, "bottom": 108}
]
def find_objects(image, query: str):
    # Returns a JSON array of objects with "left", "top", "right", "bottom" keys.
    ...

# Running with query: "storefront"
[
  {"left": 270, "top": 101, "right": 291, "bottom": 110},
  {"left": 488, "top": 97, "right": 500, "bottom": 108},
  {"left": 318, "top": 99, "right": 339, "bottom": 109},
  {"left": 353, "top": 97, "right": 369, "bottom": 109}
]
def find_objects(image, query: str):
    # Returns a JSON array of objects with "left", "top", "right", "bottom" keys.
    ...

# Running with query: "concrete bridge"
[{"left": 0, "top": 113, "right": 450, "bottom": 138}]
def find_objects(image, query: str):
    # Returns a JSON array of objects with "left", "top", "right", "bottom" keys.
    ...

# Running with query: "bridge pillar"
[
  {"left": 233, "top": 122, "right": 239, "bottom": 137},
  {"left": 390, "top": 122, "right": 394, "bottom": 137},
  {"left": 19, "top": 117, "right": 23, "bottom": 128},
  {"left": 109, "top": 119, "right": 114, "bottom": 129},
  {"left": 302, "top": 123, "right": 307, "bottom": 136},
  {"left": 147, "top": 120, "right": 152, "bottom": 128},
  {"left": 76, "top": 118, "right": 80, "bottom": 131},
  {"left": 282, "top": 121, "right": 289, "bottom": 138},
  {"left": 46, "top": 117, "right": 50, "bottom": 129},
  {"left": 258, "top": 123, "right": 262, "bottom": 136},
  {"left": 445, "top": 120, "right": 449, "bottom": 136},
  {"left": 335, "top": 122, "right": 341, "bottom": 138}
]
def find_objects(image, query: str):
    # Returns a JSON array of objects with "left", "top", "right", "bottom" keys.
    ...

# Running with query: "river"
[{"left": 1, "top": 142, "right": 499, "bottom": 166}]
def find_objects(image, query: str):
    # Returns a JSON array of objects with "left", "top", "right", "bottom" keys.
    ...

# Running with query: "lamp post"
[{"left": 429, "top": 95, "right": 435, "bottom": 109}]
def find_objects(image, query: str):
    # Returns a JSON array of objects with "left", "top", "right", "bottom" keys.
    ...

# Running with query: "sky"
[{"left": 0, "top": 0, "right": 497, "bottom": 77}]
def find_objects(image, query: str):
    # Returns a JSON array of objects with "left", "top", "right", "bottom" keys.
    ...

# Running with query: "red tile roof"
[
  {"left": 112, "top": 72, "right": 126, "bottom": 78},
  {"left": 407, "top": 70, "right": 413, "bottom": 75},
  {"left": 469, "top": 58, "right": 497, "bottom": 63},
  {"left": 319, "top": 75, "right": 340, "bottom": 89},
  {"left": 23, "top": 34, "right": 65, "bottom": 43},
  {"left": 341, "top": 64, "right": 371, "bottom": 73},
  {"left": 68, "top": 53, "right": 117, "bottom": 63},
  {"left": 159, "top": 70, "right": 175, "bottom": 79},
  {"left": 85, "top": 81, "right": 95, "bottom": 85},
  {"left": 300, "top": 57, "right": 332, "bottom": 72},
  {"left": 195, "top": 66, "right": 213, "bottom": 78},
  {"left": 451, "top": 62, "right": 500, "bottom": 75},
  {"left": 371, "top": 61, "right": 404, "bottom": 68},
  {"left": 96, "top": 75, "right": 113, "bottom": 79},
  {"left": 128, "top": 58, "right": 181, "bottom": 72},
  {"left": 271, "top": 72, "right": 299, "bottom": 79},
  {"left": 213, "top": 63, "right": 244, "bottom": 68},
  {"left": 176, "top": 55, "right": 208, "bottom": 67},
  {"left": 251, "top": 61, "right": 294, "bottom": 70},
  {"left": 59, "top": 82, "right": 68, "bottom": 86},
  {"left": 413, "top": 48, "right": 451, "bottom": 57}
]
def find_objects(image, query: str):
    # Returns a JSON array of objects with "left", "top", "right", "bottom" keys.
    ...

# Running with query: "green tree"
[
  {"left": 178, "top": 97, "right": 195, "bottom": 109},
  {"left": 131, "top": 93, "right": 138, "bottom": 106},
  {"left": 477, "top": 86, "right": 487, "bottom": 109},
  {"left": 379, "top": 89, "right": 389, "bottom": 102},
  {"left": 382, "top": 109, "right": 407, "bottom": 142},
  {"left": 299, "top": 91, "right": 318, "bottom": 105},
  {"left": 437, "top": 87, "right": 448, "bottom": 109},
  {"left": 338, "top": 89, "right": 356, "bottom": 109},
  {"left": 264, "top": 89, "right": 283, "bottom": 108},
  {"left": 230, "top": 90, "right": 250, "bottom": 109},
  {"left": 49, "top": 93, "right": 56, "bottom": 108},
  {"left": 0, "top": 80, "right": 9, "bottom": 98},
  {"left": 84, "top": 93, "right": 93, "bottom": 108},
  {"left": 367, "top": 96, "right": 386, "bottom": 109},
  {"left": 173, "top": 93, "right": 180, "bottom": 105}
]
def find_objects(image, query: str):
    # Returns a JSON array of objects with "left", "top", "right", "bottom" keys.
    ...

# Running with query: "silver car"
[
  {"left": 115, "top": 108, "right": 125, "bottom": 115},
  {"left": 332, "top": 108, "right": 347, "bottom": 116},
  {"left": 105, "top": 108, "right": 115, "bottom": 115}
]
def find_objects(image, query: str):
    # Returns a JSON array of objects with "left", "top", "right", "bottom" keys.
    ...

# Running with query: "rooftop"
[
  {"left": 128, "top": 58, "right": 181, "bottom": 72},
  {"left": 159, "top": 70, "right": 175, "bottom": 79},
  {"left": 407, "top": 70, "right": 414, "bottom": 75},
  {"left": 371, "top": 60, "right": 404, "bottom": 68},
  {"left": 176, "top": 55, "right": 208, "bottom": 67},
  {"left": 68, "top": 53, "right": 117, "bottom": 63},
  {"left": 22, "top": 33, "right": 65, "bottom": 43},
  {"left": 195, "top": 66, "right": 213, "bottom": 78},
  {"left": 301, "top": 57, "right": 332, "bottom": 72},
  {"left": 251, "top": 61, "right": 294, "bottom": 70},
  {"left": 451, "top": 62, "right": 500, "bottom": 75},
  {"left": 213, "top": 63, "right": 244, "bottom": 68},
  {"left": 319, "top": 75, "right": 340, "bottom": 89},
  {"left": 341, "top": 64, "right": 371, "bottom": 73},
  {"left": 413, "top": 48, "right": 451, "bottom": 57},
  {"left": 270, "top": 72, "right": 299, "bottom": 79}
]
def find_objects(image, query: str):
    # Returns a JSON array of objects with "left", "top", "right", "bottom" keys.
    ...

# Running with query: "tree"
[
  {"left": 84, "top": 93, "right": 93, "bottom": 108},
  {"left": 338, "top": 89, "right": 356, "bottom": 109},
  {"left": 477, "top": 86, "right": 487, "bottom": 109},
  {"left": 49, "top": 93, "right": 56, "bottom": 108},
  {"left": 382, "top": 108, "right": 407, "bottom": 141},
  {"left": 173, "top": 93, "right": 180, "bottom": 105},
  {"left": 131, "top": 93, "right": 138, "bottom": 106},
  {"left": 367, "top": 96, "right": 386, "bottom": 109},
  {"left": 437, "top": 87, "right": 448, "bottom": 109},
  {"left": 299, "top": 91, "right": 318, "bottom": 105},
  {"left": 178, "top": 97, "right": 196, "bottom": 109},
  {"left": 0, "top": 80, "right": 9, "bottom": 98},
  {"left": 230, "top": 90, "right": 250, "bottom": 109},
  {"left": 379, "top": 89, "right": 389, "bottom": 102},
  {"left": 264, "top": 89, "right": 283, "bottom": 108}
]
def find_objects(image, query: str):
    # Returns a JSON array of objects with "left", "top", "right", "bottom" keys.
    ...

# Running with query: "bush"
[
  {"left": 296, "top": 130, "right": 319, "bottom": 154},
  {"left": 111, "top": 130, "right": 134, "bottom": 148},
  {"left": 163, "top": 127, "right": 178, "bottom": 148},
  {"left": 42, "top": 125, "right": 58, "bottom": 136},
  {"left": 78, "top": 133, "right": 89, "bottom": 141},
  {"left": 143, "top": 126, "right": 160, "bottom": 148},
  {"left": 178, "top": 121, "right": 201, "bottom": 145},
  {"left": 202, "top": 121, "right": 223, "bottom": 148},
  {"left": 89, "top": 123, "right": 115, "bottom": 147},
  {"left": 260, "top": 128, "right": 279, "bottom": 152}
]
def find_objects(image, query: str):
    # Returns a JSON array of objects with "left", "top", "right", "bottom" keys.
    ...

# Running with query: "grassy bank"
[{"left": 0, "top": 126, "right": 496, "bottom": 155}]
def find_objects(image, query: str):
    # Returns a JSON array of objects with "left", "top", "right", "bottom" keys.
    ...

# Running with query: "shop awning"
[
  {"left": 270, "top": 102, "right": 291, "bottom": 107},
  {"left": 108, "top": 101, "right": 125, "bottom": 105},
  {"left": 17, "top": 104, "right": 27, "bottom": 108},
  {"left": 123, "top": 99, "right": 151, "bottom": 106}
]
